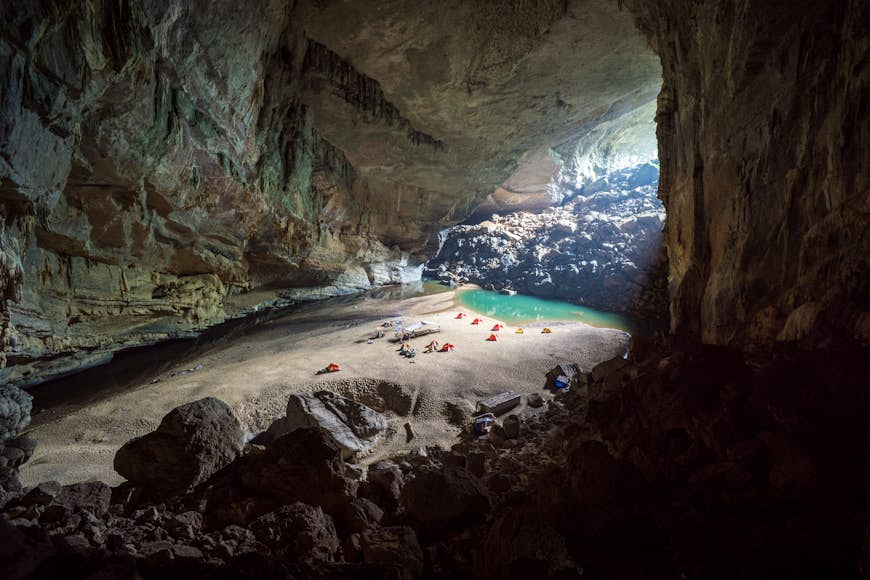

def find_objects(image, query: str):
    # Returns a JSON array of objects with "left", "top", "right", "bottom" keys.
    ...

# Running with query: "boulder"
[
  {"left": 503, "top": 415, "right": 521, "bottom": 439},
  {"left": 250, "top": 502, "right": 339, "bottom": 562},
  {"left": 265, "top": 391, "right": 388, "bottom": 460},
  {"left": 238, "top": 428, "right": 356, "bottom": 514},
  {"left": 0, "top": 386, "right": 32, "bottom": 444},
  {"left": 475, "top": 510, "right": 580, "bottom": 579},
  {"left": 359, "top": 460, "right": 405, "bottom": 513},
  {"left": 114, "top": 397, "right": 244, "bottom": 495},
  {"left": 401, "top": 466, "right": 490, "bottom": 525},
  {"left": 55, "top": 482, "right": 112, "bottom": 517},
  {"left": 360, "top": 526, "right": 424, "bottom": 580},
  {"left": 526, "top": 393, "right": 544, "bottom": 408}
]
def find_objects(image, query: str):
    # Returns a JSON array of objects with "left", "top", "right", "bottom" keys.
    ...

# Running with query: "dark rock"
[
  {"left": 401, "top": 466, "right": 490, "bottom": 525},
  {"left": 339, "top": 498, "right": 385, "bottom": 534},
  {"left": 359, "top": 460, "right": 405, "bottom": 514},
  {"left": 476, "top": 510, "right": 580, "bottom": 579},
  {"left": 55, "top": 482, "right": 112, "bottom": 517},
  {"left": 250, "top": 502, "right": 339, "bottom": 562},
  {"left": 360, "top": 526, "right": 424, "bottom": 580},
  {"left": 114, "top": 397, "right": 244, "bottom": 495},
  {"left": 466, "top": 451, "right": 487, "bottom": 477},
  {"left": 526, "top": 393, "right": 544, "bottom": 408},
  {"left": 21, "top": 481, "right": 61, "bottom": 506},
  {"left": 237, "top": 428, "right": 355, "bottom": 514},
  {"left": 503, "top": 414, "right": 521, "bottom": 439}
]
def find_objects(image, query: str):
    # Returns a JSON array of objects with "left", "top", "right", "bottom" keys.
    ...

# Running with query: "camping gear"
[
  {"left": 455, "top": 313, "right": 466, "bottom": 319},
  {"left": 542, "top": 327, "right": 552, "bottom": 333},
  {"left": 424, "top": 340, "right": 440, "bottom": 353},
  {"left": 547, "top": 363, "right": 582, "bottom": 391},
  {"left": 491, "top": 324, "right": 502, "bottom": 331},
  {"left": 476, "top": 392, "right": 521, "bottom": 416},
  {"left": 486, "top": 333, "right": 498, "bottom": 341},
  {"left": 440, "top": 343, "right": 455, "bottom": 352},
  {"left": 396, "top": 320, "right": 441, "bottom": 341},
  {"left": 473, "top": 413, "right": 496, "bottom": 436},
  {"left": 516, "top": 328, "right": 524, "bottom": 334},
  {"left": 317, "top": 362, "right": 342, "bottom": 374},
  {"left": 471, "top": 318, "right": 482, "bottom": 325}
]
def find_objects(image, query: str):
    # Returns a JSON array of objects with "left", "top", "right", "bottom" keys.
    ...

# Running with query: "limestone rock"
[
  {"left": 265, "top": 391, "right": 388, "bottom": 460},
  {"left": 114, "top": 397, "right": 244, "bottom": 495}
]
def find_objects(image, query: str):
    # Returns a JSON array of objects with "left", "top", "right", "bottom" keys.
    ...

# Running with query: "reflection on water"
[{"left": 455, "top": 288, "right": 636, "bottom": 333}]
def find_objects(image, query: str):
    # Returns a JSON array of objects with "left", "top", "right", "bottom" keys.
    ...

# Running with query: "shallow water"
[{"left": 455, "top": 288, "right": 636, "bottom": 332}]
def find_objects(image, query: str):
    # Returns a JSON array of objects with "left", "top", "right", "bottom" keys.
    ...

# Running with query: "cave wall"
[{"left": 630, "top": 0, "right": 869, "bottom": 346}]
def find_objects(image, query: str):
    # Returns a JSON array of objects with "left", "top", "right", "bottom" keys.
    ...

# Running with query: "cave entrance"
[{"left": 425, "top": 100, "right": 667, "bottom": 333}]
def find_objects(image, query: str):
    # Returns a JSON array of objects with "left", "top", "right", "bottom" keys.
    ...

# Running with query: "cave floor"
[{"left": 20, "top": 287, "right": 629, "bottom": 486}]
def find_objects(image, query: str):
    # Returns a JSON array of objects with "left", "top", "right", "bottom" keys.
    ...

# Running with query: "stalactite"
[{"left": 303, "top": 40, "right": 446, "bottom": 153}]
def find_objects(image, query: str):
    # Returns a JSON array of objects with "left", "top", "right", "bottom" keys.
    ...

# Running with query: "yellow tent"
[
  {"left": 542, "top": 327, "right": 552, "bottom": 334},
  {"left": 516, "top": 328, "right": 524, "bottom": 334}
]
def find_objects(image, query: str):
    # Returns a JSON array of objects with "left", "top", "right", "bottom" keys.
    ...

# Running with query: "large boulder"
[
  {"left": 360, "top": 526, "right": 424, "bottom": 580},
  {"left": 114, "top": 397, "right": 243, "bottom": 496},
  {"left": 265, "top": 391, "right": 388, "bottom": 460},
  {"left": 238, "top": 428, "right": 356, "bottom": 514}
]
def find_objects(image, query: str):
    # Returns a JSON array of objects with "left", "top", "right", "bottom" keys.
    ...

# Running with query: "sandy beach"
[{"left": 20, "top": 287, "right": 629, "bottom": 486}]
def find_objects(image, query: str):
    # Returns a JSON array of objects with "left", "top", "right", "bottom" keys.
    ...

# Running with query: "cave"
[{"left": 1, "top": 1, "right": 868, "bottom": 579}]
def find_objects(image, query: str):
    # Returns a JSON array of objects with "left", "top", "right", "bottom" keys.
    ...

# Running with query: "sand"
[{"left": 20, "top": 287, "right": 630, "bottom": 486}]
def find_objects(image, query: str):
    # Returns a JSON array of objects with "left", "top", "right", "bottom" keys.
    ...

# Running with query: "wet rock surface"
[{"left": 429, "top": 163, "right": 668, "bottom": 321}]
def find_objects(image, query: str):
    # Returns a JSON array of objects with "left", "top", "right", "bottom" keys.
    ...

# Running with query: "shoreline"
[{"left": 21, "top": 286, "right": 630, "bottom": 487}]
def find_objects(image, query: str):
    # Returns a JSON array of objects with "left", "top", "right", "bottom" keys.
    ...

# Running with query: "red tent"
[
  {"left": 326, "top": 362, "right": 341, "bottom": 372},
  {"left": 486, "top": 334, "right": 498, "bottom": 342},
  {"left": 455, "top": 313, "right": 465, "bottom": 319},
  {"left": 471, "top": 318, "right": 482, "bottom": 325},
  {"left": 440, "top": 343, "right": 455, "bottom": 352},
  {"left": 491, "top": 324, "right": 502, "bottom": 331}
]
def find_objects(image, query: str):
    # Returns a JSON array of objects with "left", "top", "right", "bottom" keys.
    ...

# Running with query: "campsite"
[{"left": 20, "top": 285, "right": 630, "bottom": 487}]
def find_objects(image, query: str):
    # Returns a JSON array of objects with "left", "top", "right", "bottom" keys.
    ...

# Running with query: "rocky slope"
[
  {"left": 428, "top": 162, "right": 667, "bottom": 321},
  {"left": 629, "top": 0, "right": 870, "bottom": 345},
  {"left": 0, "top": 0, "right": 660, "bottom": 386},
  {"left": 2, "top": 340, "right": 869, "bottom": 578}
]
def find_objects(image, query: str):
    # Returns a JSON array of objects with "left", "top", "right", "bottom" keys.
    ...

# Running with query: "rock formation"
[
  {"left": 629, "top": 0, "right": 870, "bottom": 345},
  {"left": 429, "top": 162, "right": 668, "bottom": 321},
  {"left": 259, "top": 391, "right": 388, "bottom": 460}
]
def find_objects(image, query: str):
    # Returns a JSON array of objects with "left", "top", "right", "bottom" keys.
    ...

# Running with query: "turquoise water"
[{"left": 455, "top": 288, "right": 635, "bottom": 333}]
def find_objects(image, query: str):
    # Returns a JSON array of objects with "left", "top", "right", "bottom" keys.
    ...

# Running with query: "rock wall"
[
  {"left": 630, "top": 0, "right": 870, "bottom": 346},
  {"left": 429, "top": 163, "right": 668, "bottom": 322},
  {"left": 0, "top": 0, "right": 660, "bottom": 385}
]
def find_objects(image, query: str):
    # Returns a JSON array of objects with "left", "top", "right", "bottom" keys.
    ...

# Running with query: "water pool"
[{"left": 455, "top": 288, "right": 636, "bottom": 333}]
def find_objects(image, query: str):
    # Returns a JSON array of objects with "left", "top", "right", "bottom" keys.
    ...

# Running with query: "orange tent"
[
  {"left": 486, "top": 334, "right": 498, "bottom": 341},
  {"left": 491, "top": 324, "right": 502, "bottom": 331},
  {"left": 542, "top": 328, "right": 552, "bottom": 334},
  {"left": 326, "top": 362, "right": 341, "bottom": 372},
  {"left": 455, "top": 313, "right": 465, "bottom": 319},
  {"left": 471, "top": 318, "right": 482, "bottom": 325}
]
